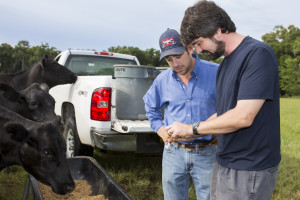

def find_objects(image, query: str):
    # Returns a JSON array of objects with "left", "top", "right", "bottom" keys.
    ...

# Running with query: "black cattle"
[
  {"left": 0, "top": 55, "right": 77, "bottom": 90},
  {"left": 0, "top": 83, "right": 59, "bottom": 123},
  {"left": 0, "top": 105, "right": 75, "bottom": 194}
]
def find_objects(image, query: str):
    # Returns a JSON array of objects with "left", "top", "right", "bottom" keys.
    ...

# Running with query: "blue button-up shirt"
[{"left": 143, "top": 54, "right": 219, "bottom": 144}]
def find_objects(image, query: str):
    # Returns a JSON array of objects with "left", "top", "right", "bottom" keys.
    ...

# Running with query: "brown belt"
[{"left": 178, "top": 135, "right": 218, "bottom": 151}]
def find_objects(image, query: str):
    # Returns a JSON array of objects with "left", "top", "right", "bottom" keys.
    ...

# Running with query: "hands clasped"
[{"left": 165, "top": 122, "right": 197, "bottom": 142}]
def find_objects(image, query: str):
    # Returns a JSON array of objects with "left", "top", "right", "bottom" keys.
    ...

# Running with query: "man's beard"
[{"left": 203, "top": 37, "right": 225, "bottom": 60}]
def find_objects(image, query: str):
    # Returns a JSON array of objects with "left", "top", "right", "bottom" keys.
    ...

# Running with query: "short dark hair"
[{"left": 180, "top": 0, "right": 236, "bottom": 46}]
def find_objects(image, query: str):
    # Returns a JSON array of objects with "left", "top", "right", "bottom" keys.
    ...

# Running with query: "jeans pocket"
[
  {"left": 267, "top": 165, "right": 279, "bottom": 174},
  {"left": 164, "top": 143, "right": 176, "bottom": 153}
]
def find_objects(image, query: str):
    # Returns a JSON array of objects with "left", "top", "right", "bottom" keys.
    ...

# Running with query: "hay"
[{"left": 39, "top": 180, "right": 107, "bottom": 200}]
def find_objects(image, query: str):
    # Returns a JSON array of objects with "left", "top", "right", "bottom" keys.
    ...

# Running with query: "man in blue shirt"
[
  {"left": 143, "top": 28, "right": 218, "bottom": 200},
  {"left": 166, "top": 1, "right": 280, "bottom": 200}
]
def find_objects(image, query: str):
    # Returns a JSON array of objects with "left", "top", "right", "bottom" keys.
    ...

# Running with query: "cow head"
[
  {"left": 39, "top": 55, "right": 77, "bottom": 88},
  {"left": 0, "top": 83, "right": 60, "bottom": 123},
  {"left": 4, "top": 122, "right": 75, "bottom": 195},
  {"left": 20, "top": 83, "right": 58, "bottom": 122}
]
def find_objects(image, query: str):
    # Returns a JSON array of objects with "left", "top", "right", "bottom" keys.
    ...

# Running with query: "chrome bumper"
[{"left": 90, "top": 129, "right": 163, "bottom": 153}]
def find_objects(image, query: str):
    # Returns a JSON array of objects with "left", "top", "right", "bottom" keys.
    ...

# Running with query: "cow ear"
[
  {"left": 41, "top": 55, "right": 50, "bottom": 69},
  {"left": 39, "top": 83, "right": 49, "bottom": 92},
  {"left": 0, "top": 83, "right": 23, "bottom": 103},
  {"left": 0, "top": 83, "right": 15, "bottom": 94},
  {"left": 41, "top": 58, "right": 46, "bottom": 69},
  {"left": 4, "top": 122, "right": 29, "bottom": 142},
  {"left": 41, "top": 54, "right": 50, "bottom": 69}
]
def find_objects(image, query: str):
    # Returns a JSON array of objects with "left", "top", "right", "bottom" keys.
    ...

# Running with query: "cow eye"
[
  {"left": 31, "top": 101, "right": 37, "bottom": 106},
  {"left": 43, "top": 149, "right": 53, "bottom": 158}
]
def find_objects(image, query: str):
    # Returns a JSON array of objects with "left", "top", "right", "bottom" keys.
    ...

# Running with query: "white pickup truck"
[{"left": 50, "top": 50, "right": 165, "bottom": 157}]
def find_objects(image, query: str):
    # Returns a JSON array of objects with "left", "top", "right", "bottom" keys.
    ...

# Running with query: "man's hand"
[
  {"left": 157, "top": 126, "right": 175, "bottom": 143},
  {"left": 165, "top": 122, "right": 199, "bottom": 142}
]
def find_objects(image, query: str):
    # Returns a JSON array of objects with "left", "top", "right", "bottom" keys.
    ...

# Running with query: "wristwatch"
[{"left": 192, "top": 121, "right": 200, "bottom": 135}]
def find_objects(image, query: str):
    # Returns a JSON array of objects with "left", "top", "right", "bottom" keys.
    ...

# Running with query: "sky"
[{"left": 1, "top": 0, "right": 299, "bottom": 52}]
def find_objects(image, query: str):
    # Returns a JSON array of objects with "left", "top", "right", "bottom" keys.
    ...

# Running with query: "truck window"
[{"left": 66, "top": 55, "right": 137, "bottom": 76}]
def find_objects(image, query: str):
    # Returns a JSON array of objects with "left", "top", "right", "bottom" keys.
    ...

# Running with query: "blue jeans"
[{"left": 162, "top": 143, "right": 217, "bottom": 200}]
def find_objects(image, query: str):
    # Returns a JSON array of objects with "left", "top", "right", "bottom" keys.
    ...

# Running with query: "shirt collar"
[
  {"left": 171, "top": 69, "right": 178, "bottom": 79},
  {"left": 191, "top": 53, "right": 201, "bottom": 77},
  {"left": 170, "top": 53, "right": 200, "bottom": 80}
]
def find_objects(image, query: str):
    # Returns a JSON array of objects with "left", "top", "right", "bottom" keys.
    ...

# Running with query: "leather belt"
[{"left": 178, "top": 135, "right": 218, "bottom": 151}]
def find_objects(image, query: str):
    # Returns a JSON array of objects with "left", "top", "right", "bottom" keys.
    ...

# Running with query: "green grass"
[
  {"left": 0, "top": 97, "right": 299, "bottom": 200},
  {"left": 93, "top": 151, "right": 164, "bottom": 200},
  {"left": 271, "top": 97, "right": 300, "bottom": 200},
  {"left": 0, "top": 166, "right": 32, "bottom": 200}
]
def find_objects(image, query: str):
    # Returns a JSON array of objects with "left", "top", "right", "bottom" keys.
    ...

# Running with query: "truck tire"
[{"left": 63, "top": 117, "right": 93, "bottom": 157}]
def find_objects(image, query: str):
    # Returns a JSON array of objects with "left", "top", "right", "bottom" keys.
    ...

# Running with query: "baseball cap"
[{"left": 159, "top": 28, "right": 185, "bottom": 60}]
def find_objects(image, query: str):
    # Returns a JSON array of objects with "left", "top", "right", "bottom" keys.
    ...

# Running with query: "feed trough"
[{"left": 23, "top": 156, "right": 132, "bottom": 200}]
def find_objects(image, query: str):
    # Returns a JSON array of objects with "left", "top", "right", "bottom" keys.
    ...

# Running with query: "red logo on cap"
[{"left": 161, "top": 37, "right": 176, "bottom": 48}]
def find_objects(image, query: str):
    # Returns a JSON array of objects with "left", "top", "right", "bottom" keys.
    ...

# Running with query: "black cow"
[
  {"left": 0, "top": 55, "right": 77, "bottom": 90},
  {"left": 0, "top": 105, "right": 75, "bottom": 194},
  {"left": 0, "top": 83, "right": 59, "bottom": 122}
]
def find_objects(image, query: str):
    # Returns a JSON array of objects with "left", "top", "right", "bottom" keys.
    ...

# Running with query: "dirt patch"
[{"left": 39, "top": 180, "right": 108, "bottom": 200}]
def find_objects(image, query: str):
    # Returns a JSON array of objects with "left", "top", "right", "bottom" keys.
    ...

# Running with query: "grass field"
[
  {"left": 271, "top": 97, "right": 300, "bottom": 200},
  {"left": 0, "top": 97, "right": 299, "bottom": 200}
]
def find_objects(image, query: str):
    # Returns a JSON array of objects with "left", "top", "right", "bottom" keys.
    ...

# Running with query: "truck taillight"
[{"left": 91, "top": 88, "right": 111, "bottom": 121}]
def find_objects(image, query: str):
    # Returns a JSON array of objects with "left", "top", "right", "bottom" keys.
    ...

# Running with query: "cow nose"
[
  {"left": 72, "top": 74, "right": 78, "bottom": 82},
  {"left": 64, "top": 182, "right": 75, "bottom": 194}
]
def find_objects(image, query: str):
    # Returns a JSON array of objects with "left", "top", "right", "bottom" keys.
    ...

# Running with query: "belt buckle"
[{"left": 180, "top": 143, "right": 194, "bottom": 151}]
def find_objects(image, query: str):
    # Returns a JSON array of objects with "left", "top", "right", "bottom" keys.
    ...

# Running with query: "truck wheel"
[{"left": 63, "top": 117, "right": 93, "bottom": 157}]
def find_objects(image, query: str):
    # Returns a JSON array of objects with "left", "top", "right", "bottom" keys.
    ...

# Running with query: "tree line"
[
  {"left": 262, "top": 25, "right": 300, "bottom": 96},
  {"left": 0, "top": 25, "right": 299, "bottom": 96}
]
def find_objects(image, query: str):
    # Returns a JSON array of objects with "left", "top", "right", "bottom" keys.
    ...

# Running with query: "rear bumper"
[{"left": 90, "top": 128, "right": 163, "bottom": 153}]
